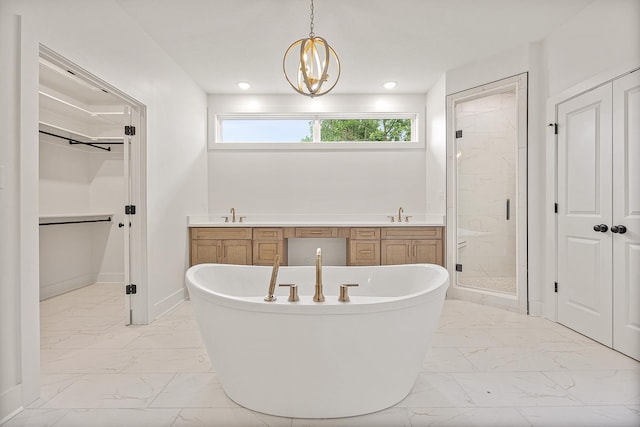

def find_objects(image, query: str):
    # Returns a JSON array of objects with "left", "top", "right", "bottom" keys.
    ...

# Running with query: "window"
[{"left": 214, "top": 114, "right": 418, "bottom": 148}]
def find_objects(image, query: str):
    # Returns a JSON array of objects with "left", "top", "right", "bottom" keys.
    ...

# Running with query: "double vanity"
[{"left": 188, "top": 213, "right": 445, "bottom": 267}]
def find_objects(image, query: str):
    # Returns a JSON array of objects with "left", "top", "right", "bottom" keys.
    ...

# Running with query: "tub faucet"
[
  {"left": 313, "top": 248, "right": 325, "bottom": 302},
  {"left": 264, "top": 255, "right": 280, "bottom": 302},
  {"left": 398, "top": 207, "right": 404, "bottom": 222},
  {"left": 230, "top": 207, "right": 236, "bottom": 223}
]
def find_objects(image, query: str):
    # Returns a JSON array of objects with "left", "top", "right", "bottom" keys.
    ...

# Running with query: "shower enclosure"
[{"left": 447, "top": 74, "right": 527, "bottom": 310}]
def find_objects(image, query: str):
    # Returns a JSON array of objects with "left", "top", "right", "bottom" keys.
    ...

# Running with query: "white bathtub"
[{"left": 185, "top": 263, "right": 449, "bottom": 418}]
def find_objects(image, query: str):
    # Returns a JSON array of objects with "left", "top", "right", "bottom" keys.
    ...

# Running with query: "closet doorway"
[
  {"left": 446, "top": 74, "right": 528, "bottom": 312},
  {"left": 38, "top": 47, "right": 146, "bottom": 326},
  {"left": 554, "top": 69, "right": 639, "bottom": 361}
]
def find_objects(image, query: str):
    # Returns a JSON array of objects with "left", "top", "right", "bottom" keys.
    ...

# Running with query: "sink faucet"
[
  {"left": 398, "top": 207, "right": 404, "bottom": 222},
  {"left": 230, "top": 207, "right": 236, "bottom": 222},
  {"left": 313, "top": 248, "right": 325, "bottom": 302}
]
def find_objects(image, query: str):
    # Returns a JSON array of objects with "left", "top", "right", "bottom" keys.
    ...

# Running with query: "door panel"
[
  {"left": 414, "top": 240, "right": 442, "bottom": 265},
  {"left": 381, "top": 240, "right": 409, "bottom": 265},
  {"left": 557, "top": 84, "right": 613, "bottom": 346},
  {"left": 613, "top": 70, "right": 640, "bottom": 360}
]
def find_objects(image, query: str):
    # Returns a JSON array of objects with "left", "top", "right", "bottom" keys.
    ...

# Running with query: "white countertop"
[{"left": 188, "top": 214, "right": 445, "bottom": 227}]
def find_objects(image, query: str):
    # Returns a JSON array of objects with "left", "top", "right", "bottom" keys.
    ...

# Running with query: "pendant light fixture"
[{"left": 283, "top": 0, "right": 340, "bottom": 97}]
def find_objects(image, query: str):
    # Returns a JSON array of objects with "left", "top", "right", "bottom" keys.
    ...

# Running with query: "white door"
[
  {"left": 612, "top": 70, "right": 640, "bottom": 360},
  {"left": 557, "top": 84, "right": 613, "bottom": 346}
]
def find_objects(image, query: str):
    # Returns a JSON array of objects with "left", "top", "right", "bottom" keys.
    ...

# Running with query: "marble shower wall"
[{"left": 456, "top": 91, "right": 517, "bottom": 284}]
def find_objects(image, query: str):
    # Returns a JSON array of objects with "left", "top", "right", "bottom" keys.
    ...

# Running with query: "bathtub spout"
[
  {"left": 264, "top": 255, "right": 280, "bottom": 302},
  {"left": 313, "top": 248, "right": 325, "bottom": 302}
]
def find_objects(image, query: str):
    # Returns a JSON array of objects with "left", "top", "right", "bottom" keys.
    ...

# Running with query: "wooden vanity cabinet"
[
  {"left": 253, "top": 228, "right": 287, "bottom": 266},
  {"left": 347, "top": 228, "right": 381, "bottom": 266},
  {"left": 381, "top": 227, "right": 443, "bottom": 266},
  {"left": 190, "top": 228, "right": 252, "bottom": 266}
]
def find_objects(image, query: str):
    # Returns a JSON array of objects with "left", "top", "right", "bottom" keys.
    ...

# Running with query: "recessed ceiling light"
[
  {"left": 237, "top": 82, "right": 251, "bottom": 90},
  {"left": 383, "top": 81, "right": 397, "bottom": 90}
]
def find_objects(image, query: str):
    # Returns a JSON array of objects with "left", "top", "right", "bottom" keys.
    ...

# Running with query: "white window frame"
[{"left": 209, "top": 113, "right": 422, "bottom": 150}]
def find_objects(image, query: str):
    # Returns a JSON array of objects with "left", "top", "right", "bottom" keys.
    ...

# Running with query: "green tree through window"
[{"left": 301, "top": 119, "right": 411, "bottom": 142}]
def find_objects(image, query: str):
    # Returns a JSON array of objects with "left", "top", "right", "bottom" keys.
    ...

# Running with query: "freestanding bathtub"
[{"left": 186, "top": 262, "right": 449, "bottom": 419}]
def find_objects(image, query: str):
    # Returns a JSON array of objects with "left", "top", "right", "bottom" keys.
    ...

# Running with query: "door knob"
[
  {"left": 118, "top": 223, "right": 125, "bottom": 228},
  {"left": 611, "top": 225, "right": 627, "bottom": 234},
  {"left": 593, "top": 224, "right": 608, "bottom": 232}
]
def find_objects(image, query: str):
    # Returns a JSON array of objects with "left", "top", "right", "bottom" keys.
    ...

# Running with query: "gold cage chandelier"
[{"left": 283, "top": 0, "right": 340, "bottom": 97}]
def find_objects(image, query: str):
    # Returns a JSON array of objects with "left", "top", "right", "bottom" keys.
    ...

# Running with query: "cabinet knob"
[
  {"left": 593, "top": 224, "right": 608, "bottom": 232},
  {"left": 611, "top": 225, "right": 627, "bottom": 234}
]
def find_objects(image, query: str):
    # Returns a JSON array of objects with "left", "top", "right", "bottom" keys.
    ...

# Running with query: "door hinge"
[
  {"left": 548, "top": 123, "right": 558, "bottom": 135},
  {"left": 456, "top": 263, "right": 463, "bottom": 272},
  {"left": 126, "top": 284, "right": 137, "bottom": 295},
  {"left": 455, "top": 130, "right": 463, "bottom": 138},
  {"left": 124, "top": 125, "right": 136, "bottom": 136},
  {"left": 125, "top": 205, "right": 136, "bottom": 215},
  {"left": 554, "top": 282, "right": 558, "bottom": 293},
  {"left": 554, "top": 203, "right": 558, "bottom": 213}
]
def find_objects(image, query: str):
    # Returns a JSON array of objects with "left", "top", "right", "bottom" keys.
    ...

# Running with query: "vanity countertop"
[{"left": 188, "top": 214, "right": 445, "bottom": 228}]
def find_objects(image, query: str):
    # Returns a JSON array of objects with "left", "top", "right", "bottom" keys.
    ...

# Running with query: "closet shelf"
[{"left": 39, "top": 213, "right": 113, "bottom": 226}]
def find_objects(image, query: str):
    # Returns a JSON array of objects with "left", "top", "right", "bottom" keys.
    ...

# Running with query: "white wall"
[
  {"left": 425, "top": 73, "right": 446, "bottom": 214},
  {"left": 0, "top": 0, "right": 208, "bottom": 419},
  {"left": 542, "top": 0, "right": 640, "bottom": 96},
  {"left": 207, "top": 94, "right": 428, "bottom": 217}
]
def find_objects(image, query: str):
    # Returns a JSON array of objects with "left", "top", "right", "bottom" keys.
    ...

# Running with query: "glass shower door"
[{"left": 455, "top": 89, "right": 517, "bottom": 295}]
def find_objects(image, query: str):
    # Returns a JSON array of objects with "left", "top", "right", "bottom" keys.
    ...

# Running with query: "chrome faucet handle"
[
  {"left": 279, "top": 284, "right": 299, "bottom": 302},
  {"left": 387, "top": 216, "right": 395, "bottom": 223},
  {"left": 405, "top": 216, "right": 412, "bottom": 222},
  {"left": 338, "top": 283, "right": 359, "bottom": 302},
  {"left": 221, "top": 216, "right": 229, "bottom": 223},
  {"left": 238, "top": 216, "right": 246, "bottom": 223}
]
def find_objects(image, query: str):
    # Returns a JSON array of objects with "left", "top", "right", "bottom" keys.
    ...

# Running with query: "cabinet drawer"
[
  {"left": 295, "top": 227, "right": 338, "bottom": 238},
  {"left": 381, "top": 227, "right": 442, "bottom": 240},
  {"left": 253, "top": 228, "right": 284, "bottom": 240},
  {"left": 192, "top": 227, "right": 252, "bottom": 240},
  {"left": 349, "top": 228, "right": 380, "bottom": 240}
]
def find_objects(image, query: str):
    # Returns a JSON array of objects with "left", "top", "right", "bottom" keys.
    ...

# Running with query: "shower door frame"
[{"left": 446, "top": 73, "right": 528, "bottom": 313}]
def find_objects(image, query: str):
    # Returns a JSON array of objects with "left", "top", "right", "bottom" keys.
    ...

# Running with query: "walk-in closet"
[{"left": 38, "top": 55, "right": 126, "bottom": 301}]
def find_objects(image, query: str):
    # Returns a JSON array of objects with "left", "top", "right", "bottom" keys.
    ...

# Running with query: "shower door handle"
[{"left": 506, "top": 199, "right": 510, "bottom": 221}]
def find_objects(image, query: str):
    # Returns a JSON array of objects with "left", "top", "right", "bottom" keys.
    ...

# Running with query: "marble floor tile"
[
  {"left": 517, "top": 405, "right": 640, "bottom": 427},
  {"left": 395, "top": 373, "right": 475, "bottom": 408},
  {"left": 291, "top": 407, "right": 411, "bottom": 427},
  {"left": 173, "top": 408, "right": 293, "bottom": 427},
  {"left": 50, "top": 408, "right": 179, "bottom": 427},
  {"left": 0, "top": 409, "right": 69, "bottom": 427},
  {"left": 41, "top": 373, "right": 174, "bottom": 409},
  {"left": 120, "top": 348, "right": 212, "bottom": 373},
  {"left": 5, "top": 284, "right": 639, "bottom": 427},
  {"left": 543, "top": 370, "right": 640, "bottom": 405},
  {"left": 150, "top": 373, "right": 238, "bottom": 408},
  {"left": 406, "top": 407, "right": 530, "bottom": 427},
  {"left": 451, "top": 371, "right": 583, "bottom": 407}
]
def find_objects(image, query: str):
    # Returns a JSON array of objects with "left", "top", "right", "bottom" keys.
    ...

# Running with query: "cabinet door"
[
  {"left": 222, "top": 240, "right": 252, "bottom": 265},
  {"left": 253, "top": 240, "right": 284, "bottom": 266},
  {"left": 348, "top": 240, "right": 380, "bottom": 266},
  {"left": 191, "top": 239, "right": 222, "bottom": 266},
  {"left": 381, "top": 240, "right": 409, "bottom": 265},
  {"left": 413, "top": 239, "right": 443, "bottom": 265}
]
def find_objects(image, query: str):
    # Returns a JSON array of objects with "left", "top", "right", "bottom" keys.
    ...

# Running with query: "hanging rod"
[
  {"left": 39, "top": 130, "right": 123, "bottom": 152},
  {"left": 39, "top": 217, "right": 112, "bottom": 226}
]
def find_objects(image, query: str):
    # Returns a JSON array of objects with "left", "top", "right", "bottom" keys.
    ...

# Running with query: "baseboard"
[
  {"left": 39, "top": 273, "right": 98, "bottom": 300},
  {"left": 152, "top": 286, "right": 188, "bottom": 321},
  {"left": 0, "top": 384, "right": 23, "bottom": 424},
  {"left": 95, "top": 272, "right": 124, "bottom": 284}
]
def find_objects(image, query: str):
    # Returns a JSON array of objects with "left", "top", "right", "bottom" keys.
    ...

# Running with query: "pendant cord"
[{"left": 309, "top": 0, "right": 315, "bottom": 37}]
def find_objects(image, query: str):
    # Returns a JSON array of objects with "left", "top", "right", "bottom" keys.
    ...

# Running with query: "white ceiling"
[{"left": 115, "top": 0, "right": 593, "bottom": 95}]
